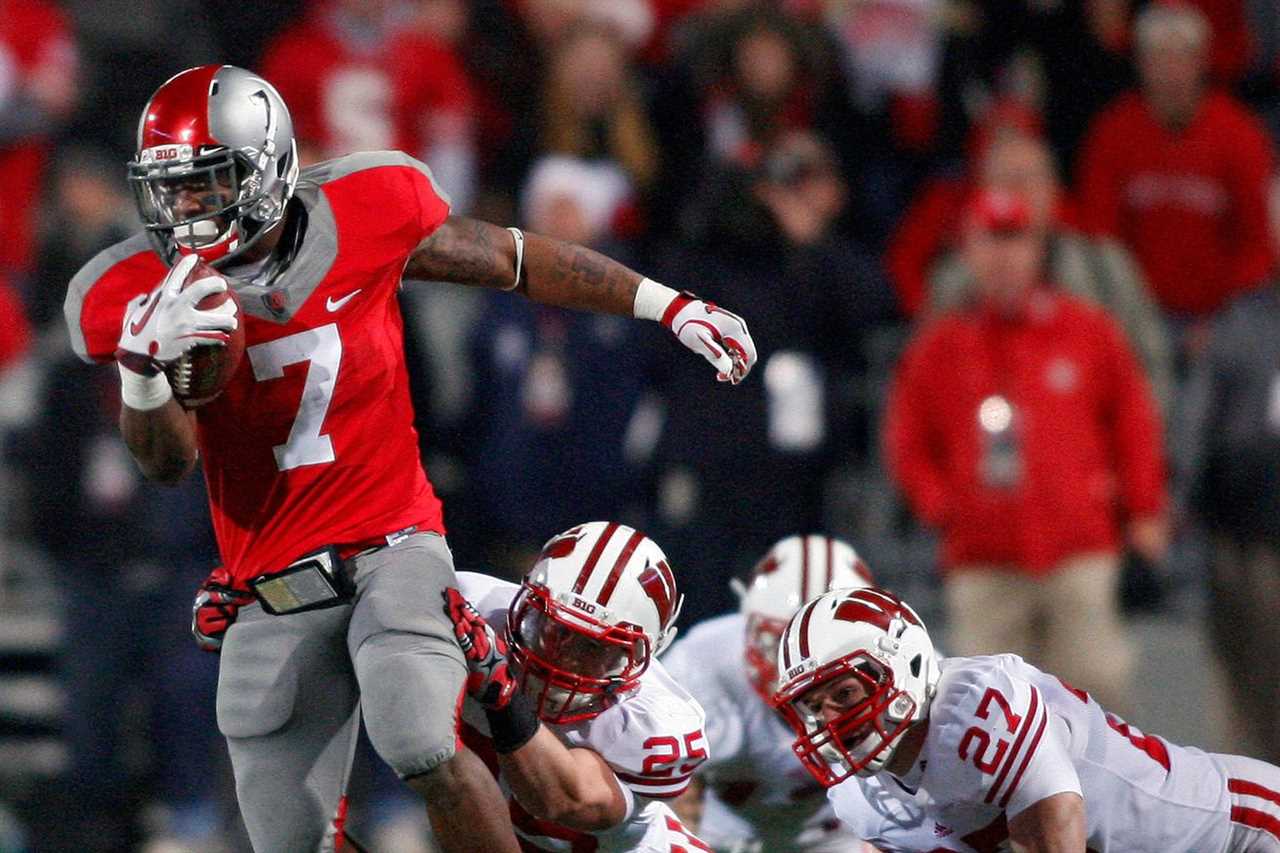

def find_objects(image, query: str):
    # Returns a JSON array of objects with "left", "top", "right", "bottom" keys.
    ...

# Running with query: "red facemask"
[
  {"left": 774, "top": 654, "right": 916, "bottom": 787},
  {"left": 507, "top": 584, "right": 652, "bottom": 724}
]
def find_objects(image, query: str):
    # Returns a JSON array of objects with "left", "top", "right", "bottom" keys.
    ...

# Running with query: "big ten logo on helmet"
[
  {"left": 570, "top": 596, "right": 598, "bottom": 615},
  {"left": 140, "top": 143, "right": 194, "bottom": 163}
]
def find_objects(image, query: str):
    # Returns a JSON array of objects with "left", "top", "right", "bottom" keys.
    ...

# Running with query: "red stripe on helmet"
[
  {"left": 571, "top": 522, "right": 618, "bottom": 594},
  {"left": 796, "top": 598, "right": 819, "bottom": 660},
  {"left": 781, "top": 619, "right": 794, "bottom": 671},
  {"left": 825, "top": 537, "right": 834, "bottom": 591},
  {"left": 138, "top": 64, "right": 224, "bottom": 151},
  {"left": 638, "top": 559, "right": 677, "bottom": 625},
  {"left": 800, "top": 536, "right": 810, "bottom": 603},
  {"left": 597, "top": 529, "right": 646, "bottom": 606}
]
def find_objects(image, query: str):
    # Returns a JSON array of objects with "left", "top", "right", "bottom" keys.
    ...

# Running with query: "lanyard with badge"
[{"left": 979, "top": 321, "right": 1023, "bottom": 489}]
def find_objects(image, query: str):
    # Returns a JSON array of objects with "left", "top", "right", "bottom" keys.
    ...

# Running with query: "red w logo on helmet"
[
  {"left": 637, "top": 559, "right": 678, "bottom": 625},
  {"left": 540, "top": 529, "right": 583, "bottom": 561},
  {"left": 752, "top": 554, "right": 782, "bottom": 577},
  {"left": 833, "top": 588, "right": 922, "bottom": 633},
  {"left": 782, "top": 587, "right": 922, "bottom": 672}
]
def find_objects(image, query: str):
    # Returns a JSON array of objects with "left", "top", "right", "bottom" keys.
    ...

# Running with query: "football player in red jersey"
[{"left": 63, "top": 65, "right": 756, "bottom": 853}]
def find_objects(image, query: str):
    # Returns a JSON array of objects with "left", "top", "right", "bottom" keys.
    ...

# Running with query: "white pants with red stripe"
[{"left": 1216, "top": 753, "right": 1280, "bottom": 852}]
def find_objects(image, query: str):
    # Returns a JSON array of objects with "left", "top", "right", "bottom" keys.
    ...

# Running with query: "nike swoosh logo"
[
  {"left": 326, "top": 289, "right": 361, "bottom": 312},
  {"left": 128, "top": 292, "right": 161, "bottom": 336}
]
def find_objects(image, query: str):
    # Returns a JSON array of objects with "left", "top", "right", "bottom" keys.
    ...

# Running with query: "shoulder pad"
[
  {"left": 926, "top": 656, "right": 1050, "bottom": 810},
  {"left": 579, "top": 674, "right": 707, "bottom": 800},
  {"left": 299, "top": 150, "right": 452, "bottom": 208},
  {"left": 64, "top": 233, "right": 160, "bottom": 364}
]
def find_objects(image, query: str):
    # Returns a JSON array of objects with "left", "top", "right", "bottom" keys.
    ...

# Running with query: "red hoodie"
[
  {"left": 884, "top": 289, "right": 1166, "bottom": 574},
  {"left": 1077, "top": 90, "right": 1274, "bottom": 317}
]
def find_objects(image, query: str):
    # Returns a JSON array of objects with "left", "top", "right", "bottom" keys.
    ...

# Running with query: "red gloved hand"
[
  {"left": 443, "top": 587, "right": 520, "bottom": 710},
  {"left": 192, "top": 566, "right": 254, "bottom": 653}
]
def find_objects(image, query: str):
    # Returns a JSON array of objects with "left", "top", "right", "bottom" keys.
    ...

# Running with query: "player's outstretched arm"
[
  {"left": 1007, "top": 792, "right": 1086, "bottom": 853},
  {"left": 406, "top": 215, "right": 637, "bottom": 314},
  {"left": 499, "top": 727, "right": 631, "bottom": 831},
  {"left": 406, "top": 215, "right": 757, "bottom": 383}
]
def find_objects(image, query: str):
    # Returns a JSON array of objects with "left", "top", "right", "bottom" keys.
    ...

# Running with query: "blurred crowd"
[{"left": 0, "top": 0, "right": 1278, "bottom": 850}]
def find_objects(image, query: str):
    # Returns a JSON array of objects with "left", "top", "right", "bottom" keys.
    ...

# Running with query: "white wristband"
[
  {"left": 505, "top": 227, "right": 525, "bottom": 291},
  {"left": 633, "top": 277, "right": 679, "bottom": 322},
  {"left": 119, "top": 363, "right": 173, "bottom": 411}
]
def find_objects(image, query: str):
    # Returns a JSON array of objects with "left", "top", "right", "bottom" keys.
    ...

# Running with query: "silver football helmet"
[{"left": 128, "top": 64, "right": 300, "bottom": 266}]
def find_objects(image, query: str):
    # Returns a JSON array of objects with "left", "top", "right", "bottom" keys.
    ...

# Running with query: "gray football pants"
[{"left": 216, "top": 532, "right": 468, "bottom": 852}]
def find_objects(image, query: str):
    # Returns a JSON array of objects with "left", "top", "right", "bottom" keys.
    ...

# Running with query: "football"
[{"left": 164, "top": 260, "right": 245, "bottom": 408}]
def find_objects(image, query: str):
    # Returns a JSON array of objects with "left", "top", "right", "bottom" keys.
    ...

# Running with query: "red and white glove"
[
  {"left": 443, "top": 587, "right": 520, "bottom": 710},
  {"left": 635, "top": 278, "right": 756, "bottom": 384},
  {"left": 192, "top": 566, "right": 254, "bottom": 653},
  {"left": 115, "top": 253, "right": 237, "bottom": 377}
]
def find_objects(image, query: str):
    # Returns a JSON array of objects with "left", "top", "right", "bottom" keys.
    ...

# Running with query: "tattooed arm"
[
  {"left": 404, "top": 215, "right": 641, "bottom": 315},
  {"left": 406, "top": 215, "right": 757, "bottom": 382}
]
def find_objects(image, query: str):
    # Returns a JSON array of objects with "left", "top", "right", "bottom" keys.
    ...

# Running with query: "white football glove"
[
  {"left": 115, "top": 253, "right": 238, "bottom": 376},
  {"left": 662, "top": 292, "right": 757, "bottom": 384}
]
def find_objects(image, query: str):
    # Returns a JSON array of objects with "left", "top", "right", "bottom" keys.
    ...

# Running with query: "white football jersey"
[
  {"left": 663, "top": 614, "right": 868, "bottom": 852},
  {"left": 457, "top": 571, "right": 711, "bottom": 852},
  {"left": 828, "top": 654, "right": 1246, "bottom": 852}
]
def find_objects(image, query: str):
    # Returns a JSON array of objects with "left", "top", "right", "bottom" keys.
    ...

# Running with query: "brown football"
[{"left": 164, "top": 260, "right": 245, "bottom": 408}]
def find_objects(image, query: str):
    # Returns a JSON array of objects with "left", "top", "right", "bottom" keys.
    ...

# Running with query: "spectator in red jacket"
[
  {"left": 927, "top": 133, "right": 1175, "bottom": 418},
  {"left": 259, "top": 0, "right": 477, "bottom": 209},
  {"left": 1077, "top": 2, "right": 1275, "bottom": 321},
  {"left": 0, "top": 276, "right": 29, "bottom": 372},
  {"left": 884, "top": 188, "right": 1168, "bottom": 714},
  {"left": 0, "top": 0, "right": 78, "bottom": 278}
]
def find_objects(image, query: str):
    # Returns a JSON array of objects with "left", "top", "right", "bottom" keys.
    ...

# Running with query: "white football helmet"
[
  {"left": 732, "top": 534, "right": 873, "bottom": 703},
  {"left": 773, "top": 587, "right": 940, "bottom": 786},
  {"left": 507, "top": 521, "right": 683, "bottom": 724}
]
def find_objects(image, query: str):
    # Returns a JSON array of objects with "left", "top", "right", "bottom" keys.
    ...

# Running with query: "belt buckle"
[{"left": 250, "top": 547, "right": 349, "bottom": 615}]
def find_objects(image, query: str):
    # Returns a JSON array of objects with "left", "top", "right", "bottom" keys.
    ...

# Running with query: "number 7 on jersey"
[{"left": 246, "top": 323, "right": 343, "bottom": 471}]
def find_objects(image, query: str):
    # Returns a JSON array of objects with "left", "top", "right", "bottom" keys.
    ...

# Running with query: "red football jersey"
[{"left": 65, "top": 152, "right": 451, "bottom": 586}]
